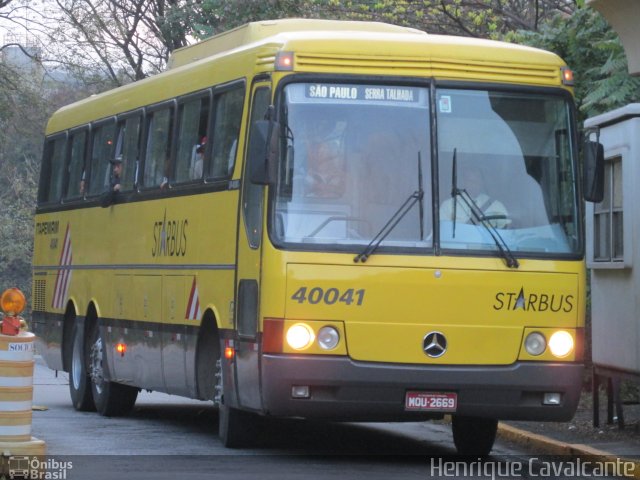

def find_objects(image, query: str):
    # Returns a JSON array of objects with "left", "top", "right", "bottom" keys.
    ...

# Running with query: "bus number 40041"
[{"left": 291, "top": 287, "right": 365, "bottom": 306}]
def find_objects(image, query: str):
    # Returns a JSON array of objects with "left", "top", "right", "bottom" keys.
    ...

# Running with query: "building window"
[{"left": 593, "top": 156, "right": 623, "bottom": 262}]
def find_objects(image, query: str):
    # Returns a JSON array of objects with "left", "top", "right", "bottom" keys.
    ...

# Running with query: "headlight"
[
  {"left": 286, "top": 323, "right": 315, "bottom": 350},
  {"left": 548, "top": 331, "right": 574, "bottom": 358},
  {"left": 524, "top": 332, "right": 546, "bottom": 356},
  {"left": 317, "top": 326, "right": 340, "bottom": 350}
]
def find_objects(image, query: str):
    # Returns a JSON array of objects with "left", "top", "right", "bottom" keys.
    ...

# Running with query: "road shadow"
[{"left": 130, "top": 402, "right": 454, "bottom": 459}]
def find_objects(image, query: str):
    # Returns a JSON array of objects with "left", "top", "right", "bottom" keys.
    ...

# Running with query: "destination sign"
[{"left": 305, "top": 84, "right": 420, "bottom": 103}]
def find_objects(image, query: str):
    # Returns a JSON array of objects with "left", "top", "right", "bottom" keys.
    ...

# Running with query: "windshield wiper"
[
  {"left": 354, "top": 153, "right": 425, "bottom": 263},
  {"left": 451, "top": 187, "right": 520, "bottom": 269}
]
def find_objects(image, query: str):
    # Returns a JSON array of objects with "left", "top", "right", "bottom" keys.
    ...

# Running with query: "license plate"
[{"left": 405, "top": 391, "right": 457, "bottom": 412}]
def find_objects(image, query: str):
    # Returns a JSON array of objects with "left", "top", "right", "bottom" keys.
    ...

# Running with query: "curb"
[{"left": 498, "top": 423, "right": 640, "bottom": 479}]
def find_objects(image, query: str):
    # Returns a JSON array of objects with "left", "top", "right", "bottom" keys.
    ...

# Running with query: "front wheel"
[
  {"left": 89, "top": 322, "right": 138, "bottom": 417},
  {"left": 218, "top": 403, "right": 259, "bottom": 448},
  {"left": 451, "top": 416, "right": 498, "bottom": 456},
  {"left": 216, "top": 358, "right": 259, "bottom": 448}
]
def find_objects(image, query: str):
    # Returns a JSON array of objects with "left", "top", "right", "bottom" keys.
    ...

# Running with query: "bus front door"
[{"left": 233, "top": 83, "right": 271, "bottom": 411}]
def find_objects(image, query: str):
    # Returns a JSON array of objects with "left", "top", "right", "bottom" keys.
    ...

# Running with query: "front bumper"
[{"left": 261, "top": 354, "right": 582, "bottom": 421}]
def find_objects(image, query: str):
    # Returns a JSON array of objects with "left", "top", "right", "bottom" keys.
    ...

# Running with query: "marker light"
[
  {"left": 0, "top": 288, "right": 26, "bottom": 316},
  {"left": 262, "top": 318, "right": 284, "bottom": 353},
  {"left": 524, "top": 332, "right": 546, "bottom": 356},
  {"left": 275, "top": 52, "right": 294, "bottom": 71},
  {"left": 317, "top": 326, "right": 340, "bottom": 350},
  {"left": 224, "top": 346, "right": 235, "bottom": 360},
  {"left": 116, "top": 343, "right": 127, "bottom": 356},
  {"left": 548, "top": 331, "right": 574, "bottom": 358},
  {"left": 224, "top": 338, "right": 235, "bottom": 360},
  {"left": 561, "top": 67, "right": 574, "bottom": 86},
  {"left": 286, "top": 323, "right": 315, "bottom": 350}
]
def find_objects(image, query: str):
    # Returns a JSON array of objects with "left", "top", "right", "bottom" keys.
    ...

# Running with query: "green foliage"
[
  {"left": 0, "top": 56, "right": 93, "bottom": 311},
  {"left": 504, "top": 7, "right": 640, "bottom": 119},
  {"left": 168, "top": 0, "right": 310, "bottom": 39},
  {"left": 177, "top": 0, "right": 576, "bottom": 42},
  {"left": 0, "top": 63, "right": 43, "bottom": 305}
]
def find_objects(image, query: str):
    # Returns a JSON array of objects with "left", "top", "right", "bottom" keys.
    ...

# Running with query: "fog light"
[
  {"left": 317, "top": 326, "right": 340, "bottom": 350},
  {"left": 543, "top": 393, "right": 562, "bottom": 405},
  {"left": 286, "top": 323, "right": 315, "bottom": 350},
  {"left": 549, "top": 331, "right": 574, "bottom": 358},
  {"left": 525, "top": 332, "right": 546, "bottom": 356},
  {"left": 291, "top": 385, "right": 310, "bottom": 398}
]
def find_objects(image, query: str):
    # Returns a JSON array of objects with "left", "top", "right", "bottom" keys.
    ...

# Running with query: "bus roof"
[
  {"left": 46, "top": 19, "right": 567, "bottom": 135},
  {"left": 167, "top": 18, "right": 425, "bottom": 69}
]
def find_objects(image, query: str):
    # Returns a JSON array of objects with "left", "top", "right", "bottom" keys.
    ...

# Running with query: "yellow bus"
[{"left": 32, "top": 19, "right": 603, "bottom": 455}]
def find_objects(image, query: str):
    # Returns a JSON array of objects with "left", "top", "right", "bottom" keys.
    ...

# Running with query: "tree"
[
  {"left": 505, "top": 6, "right": 640, "bottom": 119},
  {"left": 0, "top": 64, "right": 43, "bottom": 301},
  {"left": 181, "top": 0, "right": 578, "bottom": 41},
  {"left": 3, "top": 0, "right": 194, "bottom": 88}
]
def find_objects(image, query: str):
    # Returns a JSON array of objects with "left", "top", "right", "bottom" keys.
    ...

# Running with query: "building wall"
[
  {"left": 588, "top": 0, "right": 640, "bottom": 76},
  {"left": 585, "top": 106, "right": 640, "bottom": 373}
]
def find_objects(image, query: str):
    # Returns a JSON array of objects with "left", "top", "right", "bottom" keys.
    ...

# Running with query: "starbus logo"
[
  {"left": 493, "top": 287, "right": 574, "bottom": 313},
  {"left": 151, "top": 209, "right": 188, "bottom": 257}
]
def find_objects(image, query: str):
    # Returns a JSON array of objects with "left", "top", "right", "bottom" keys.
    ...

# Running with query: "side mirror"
[
  {"left": 248, "top": 119, "right": 279, "bottom": 185},
  {"left": 583, "top": 140, "right": 604, "bottom": 203}
]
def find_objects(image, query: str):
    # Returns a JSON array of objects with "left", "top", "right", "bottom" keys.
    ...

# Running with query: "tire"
[
  {"left": 217, "top": 357, "right": 257, "bottom": 448},
  {"left": 451, "top": 416, "right": 498, "bottom": 457},
  {"left": 68, "top": 321, "right": 95, "bottom": 411},
  {"left": 195, "top": 317, "right": 219, "bottom": 401},
  {"left": 218, "top": 403, "right": 257, "bottom": 448},
  {"left": 88, "top": 321, "right": 138, "bottom": 417}
]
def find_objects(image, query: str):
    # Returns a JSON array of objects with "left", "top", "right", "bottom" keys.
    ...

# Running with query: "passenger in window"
[
  {"left": 110, "top": 156, "right": 123, "bottom": 192},
  {"left": 79, "top": 170, "right": 87, "bottom": 195},
  {"left": 440, "top": 164, "right": 510, "bottom": 228},
  {"left": 160, "top": 156, "right": 172, "bottom": 190},
  {"left": 191, "top": 144, "right": 204, "bottom": 180},
  {"left": 101, "top": 156, "right": 123, "bottom": 207}
]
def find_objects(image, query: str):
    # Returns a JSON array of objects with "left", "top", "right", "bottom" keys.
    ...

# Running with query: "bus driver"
[{"left": 440, "top": 163, "right": 510, "bottom": 229}]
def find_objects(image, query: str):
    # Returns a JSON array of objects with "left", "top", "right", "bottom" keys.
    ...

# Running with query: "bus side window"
[
  {"left": 210, "top": 86, "right": 244, "bottom": 178},
  {"left": 88, "top": 122, "right": 116, "bottom": 195},
  {"left": 175, "top": 95, "right": 209, "bottom": 182},
  {"left": 65, "top": 129, "right": 87, "bottom": 199},
  {"left": 144, "top": 106, "right": 174, "bottom": 188},
  {"left": 39, "top": 136, "right": 66, "bottom": 204},
  {"left": 115, "top": 115, "right": 142, "bottom": 191}
]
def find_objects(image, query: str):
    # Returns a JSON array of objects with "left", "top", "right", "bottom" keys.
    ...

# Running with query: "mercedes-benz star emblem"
[{"left": 423, "top": 331, "right": 447, "bottom": 358}]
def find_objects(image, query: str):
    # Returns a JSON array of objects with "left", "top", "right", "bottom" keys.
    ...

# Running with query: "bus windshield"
[{"left": 272, "top": 82, "right": 580, "bottom": 258}]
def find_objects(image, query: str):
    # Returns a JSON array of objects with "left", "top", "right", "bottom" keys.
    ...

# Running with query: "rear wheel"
[
  {"left": 89, "top": 322, "right": 138, "bottom": 417},
  {"left": 68, "top": 321, "right": 95, "bottom": 411},
  {"left": 451, "top": 416, "right": 498, "bottom": 456}
]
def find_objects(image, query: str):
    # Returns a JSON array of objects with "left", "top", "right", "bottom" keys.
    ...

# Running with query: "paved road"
[{"left": 26, "top": 359, "right": 604, "bottom": 480}]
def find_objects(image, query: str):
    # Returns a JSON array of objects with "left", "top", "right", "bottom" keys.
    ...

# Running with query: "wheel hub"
[{"left": 90, "top": 336, "right": 105, "bottom": 392}]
